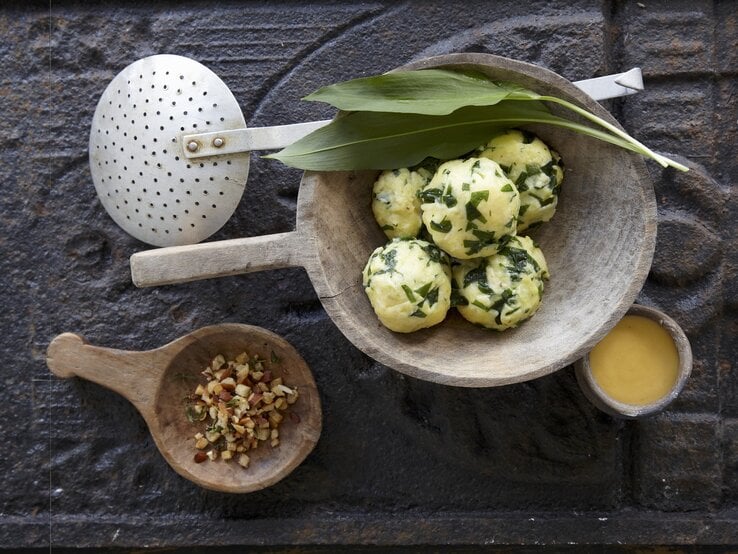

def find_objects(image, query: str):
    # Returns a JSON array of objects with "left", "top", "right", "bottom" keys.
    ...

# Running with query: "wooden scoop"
[{"left": 46, "top": 324, "right": 322, "bottom": 493}]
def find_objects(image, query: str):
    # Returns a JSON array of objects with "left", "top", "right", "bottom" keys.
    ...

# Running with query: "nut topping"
[{"left": 186, "top": 351, "right": 300, "bottom": 468}]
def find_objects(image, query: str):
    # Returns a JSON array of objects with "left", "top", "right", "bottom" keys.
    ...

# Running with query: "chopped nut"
[
  {"left": 276, "top": 384, "right": 294, "bottom": 396},
  {"left": 248, "top": 392, "right": 263, "bottom": 405},
  {"left": 212, "top": 354, "right": 226, "bottom": 370},
  {"left": 236, "top": 364, "right": 249, "bottom": 380},
  {"left": 214, "top": 368, "right": 227, "bottom": 381},
  {"left": 220, "top": 377, "right": 236, "bottom": 391},
  {"left": 187, "top": 351, "right": 300, "bottom": 469},
  {"left": 219, "top": 390, "right": 233, "bottom": 402}
]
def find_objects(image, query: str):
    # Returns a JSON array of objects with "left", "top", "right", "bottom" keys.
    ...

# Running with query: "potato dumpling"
[
  {"left": 420, "top": 157, "right": 520, "bottom": 260},
  {"left": 477, "top": 129, "right": 564, "bottom": 232},
  {"left": 452, "top": 235, "right": 549, "bottom": 330},
  {"left": 362, "top": 238, "right": 452, "bottom": 333},
  {"left": 372, "top": 167, "right": 434, "bottom": 239}
]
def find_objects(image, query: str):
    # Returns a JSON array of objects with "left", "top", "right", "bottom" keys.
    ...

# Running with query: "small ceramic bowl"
[{"left": 574, "top": 304, "right": 692, "bottom": 418}]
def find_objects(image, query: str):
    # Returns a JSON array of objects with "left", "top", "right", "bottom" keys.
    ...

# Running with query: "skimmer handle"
[{"left": 129, "top": 231, "right": 304, "bottom": 287}]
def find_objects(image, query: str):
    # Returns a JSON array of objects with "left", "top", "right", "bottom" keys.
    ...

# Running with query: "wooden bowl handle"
[
  {"left": 46, "top": 333, "right": 158, "bottom": 408},
  {"left": 129, "top": 231, "right": 304, "bottom": 287}
]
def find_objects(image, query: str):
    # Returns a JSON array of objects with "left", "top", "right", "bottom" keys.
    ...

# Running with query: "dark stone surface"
[{"left": 2, "top": 0, "right": 736, "bottom": 548}]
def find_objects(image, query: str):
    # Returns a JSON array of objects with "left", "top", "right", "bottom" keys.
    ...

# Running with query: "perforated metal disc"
[{"left": 89, "top": 55, "right": 249, "bottom": 247}]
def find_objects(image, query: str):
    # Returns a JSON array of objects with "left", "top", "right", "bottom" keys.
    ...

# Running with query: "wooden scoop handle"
[
  {"left": 129, "top": 231, "right": 305, "bottom": 287},
  {"left": 46, "top": 333, "right": 159, "bottom": 409}
]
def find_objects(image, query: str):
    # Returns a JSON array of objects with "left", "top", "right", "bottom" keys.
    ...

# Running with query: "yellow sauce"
[{"left": 590, "top": 315, "right": 679, "bottom": 405}]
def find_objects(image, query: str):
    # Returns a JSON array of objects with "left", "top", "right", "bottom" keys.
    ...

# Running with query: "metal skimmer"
[
  {"left": 90, "top": 55, "right": 643, "bottom": 247},
  {"left": 89, "top": 55, "right": 251, "bottom": 247}
]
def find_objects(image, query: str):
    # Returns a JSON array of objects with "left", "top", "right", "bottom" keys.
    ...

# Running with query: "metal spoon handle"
[
  {"left": 46, "top": 333, "right": 159, "bottom": 408},
  {"left": 182, "top": 69, "right": 643, "bottom": 159}
]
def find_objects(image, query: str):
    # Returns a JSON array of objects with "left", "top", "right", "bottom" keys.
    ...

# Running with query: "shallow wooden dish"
[
  {"left": 131, "top": 53, "right": 657, "bottom": 387},
  {"left": 47, "top": 324, "right": 322, "bottom": 493},
  {"left": 574, "top": 304, "right": 692, "bottom": 418}
]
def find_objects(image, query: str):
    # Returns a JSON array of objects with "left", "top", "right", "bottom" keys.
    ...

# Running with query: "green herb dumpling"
[
  {"left": 362, "top": 238, "right": 452, "bottom": 333},
  {"left": 452, "top": 235, "right": 549, "bottom": 330},
  {"left": 477, "top": 129, "right": 564, "bottom": 232},
  {"left": 420, "top": 157, "right": 520, "bottom": 260},
  {"left": 372, "top": 167, "right": 434, "bottom": 239}
]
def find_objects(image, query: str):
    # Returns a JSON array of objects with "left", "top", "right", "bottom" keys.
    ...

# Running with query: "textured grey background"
[{"left": 2, "top": 0, "right": 737, "bottom": 548}]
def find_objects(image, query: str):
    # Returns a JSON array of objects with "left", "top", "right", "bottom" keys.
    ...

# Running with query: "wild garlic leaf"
[
  {"left": 298, "top": 68, "right": 688, "bottom": 172},
  {"left": 265, "top": 101, "right": 640, "bottom": 171},
  {"left": 303, "top": 69, "right": 533, "bottom": 115}
]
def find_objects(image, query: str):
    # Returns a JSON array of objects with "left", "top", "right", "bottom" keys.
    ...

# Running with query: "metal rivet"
[
  {"left": 186, "top": 141, "right": 199, "bottom": 152},
  {"left": 212, "top": 137, "right": 224, "bottom": 148}
]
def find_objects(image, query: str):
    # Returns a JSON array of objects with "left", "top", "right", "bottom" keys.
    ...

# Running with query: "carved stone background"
[{"left": 2, "top": 0, "right": 737, "bottom": 548}]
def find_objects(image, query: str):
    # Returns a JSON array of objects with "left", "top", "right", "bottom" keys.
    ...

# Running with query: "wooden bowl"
[
  {"left": 47, "top": 324, "right": 322, "bottom": 493},
  {"left": 301, "top": 54, "right": 657, "bottom": 386},
  {"left": 574, "top": 304, "right": 692, "bottom": 418},
  {"left": 131, "top": 54, "right": 657, "bottom": 387}
]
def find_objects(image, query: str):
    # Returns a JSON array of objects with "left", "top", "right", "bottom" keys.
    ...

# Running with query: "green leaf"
[
  {"left": 402, "top": 284, "right": 416, "bottom": 302},
  {"left": 430, "top": 218, "right": 452, "bottom": 233},
  {"left": 418, "top": 187, "right": 443, "bottom": 203},
  {"left": 450, "top": 289, "right": 468, "bottom": 307},
  {"left": 290, "top": 68, "right": 688, "bottom": 172},
  {"left": 426, "top": 287, "right": 439, "bottom": 306},
  {"left": 470, "top": 190, "right": 489, "bottom": 206},
  {"left": 415, "top": 282, "right": 433, "bottom": 298},
  {"left": 265, "top": 101, "right": 644, "bottom": 171},
  {"left": 465, "top": 201, "right": 487, "bottom": 224},
  {"left": 303, "top": 69, "right": 532, "bottom": 115}
]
